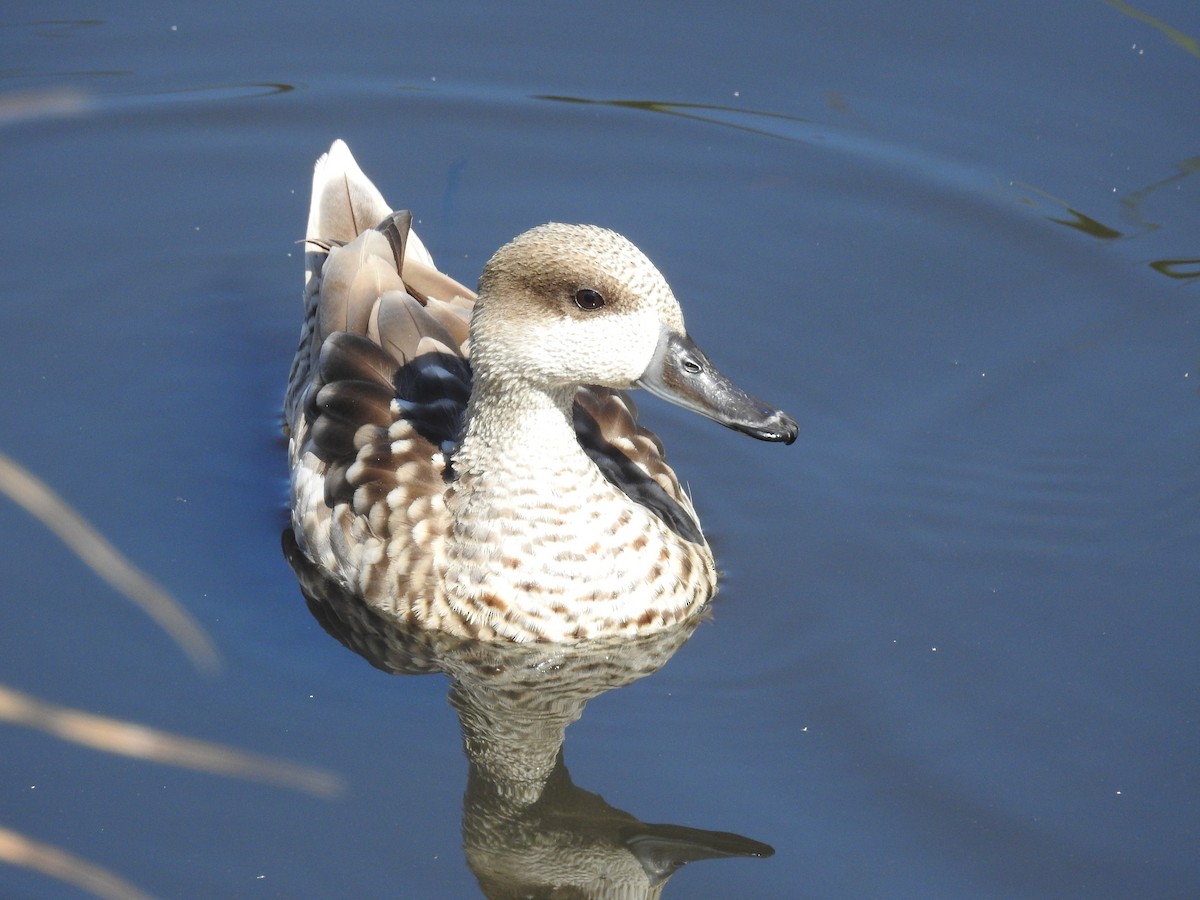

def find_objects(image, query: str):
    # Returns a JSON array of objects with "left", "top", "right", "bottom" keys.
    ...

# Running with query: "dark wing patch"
[
  {"left": 573, "top": 388, "right": 704, "bottom": 545},
  {"left": 393, "top": 349, "right": 471, "bottom": 450}
]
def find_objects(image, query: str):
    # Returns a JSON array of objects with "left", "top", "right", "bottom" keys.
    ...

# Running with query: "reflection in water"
[
  {"left": 128, "top": 82, "right": 296, "bottom": 103},
  {"left": 0, "top": 684, "right": 342, "bottom": 796},
  {"left": 1117, "top": 156, "right": 1200, "bottom": 234},
  {"left": 285, "top": 529, "right": 773, "bottom": 898},
  {"left": 0, "top": 453, "right": 342, "bottom": 896},
  {"left": 537, "top": 94, "right": 824, "bottom": 144},
  {"left": 1149, "top": 257, "right": 1200, "bottom": 279},
  {"left": 0, "top": 450, "right": 219, "bottom": 672},
  {"left": 0, "top": 87, "right": 88, "bottom": 127},
  {"left": 0, "top": 18, "right": 105, "bottom": 40},
  {"left": 0, "top": 83, "right": 295, "bottom": 129},
  {"left": 1044, "top": 205, "right": 1123, "bottom": 240},
  {"left": 539, "top": 94, "right": 1199, "bottom": 284},
  {"left": 1101, "top": 0, "right": 1200, "bottom": 58},
  {"left": 1008, "top": 164, "right": 1200, "bottom": 282},
  {"left": 0, "top": 826, "right": 153, "bottom": 900}
]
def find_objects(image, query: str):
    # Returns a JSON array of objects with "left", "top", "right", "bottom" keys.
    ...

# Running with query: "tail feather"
[{"left": 307, "top": 139, "right": 392, "bottom": 246}]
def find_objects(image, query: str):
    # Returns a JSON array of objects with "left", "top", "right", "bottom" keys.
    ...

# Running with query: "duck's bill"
[{"left": 635, "top": 330, "right": 798, "bottom": 444}]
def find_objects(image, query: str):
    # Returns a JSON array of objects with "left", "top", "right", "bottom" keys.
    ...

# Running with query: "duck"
[{"left": 285, "top": 140, "right": 797, "bottom": 642}]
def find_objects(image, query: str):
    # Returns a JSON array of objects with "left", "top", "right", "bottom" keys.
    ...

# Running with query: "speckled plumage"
[{"left": 286, "top": 140, "right": 796, "bottom": 642}]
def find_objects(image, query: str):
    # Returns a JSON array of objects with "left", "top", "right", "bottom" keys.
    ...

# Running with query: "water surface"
[{"left": 1, "top": 2, "right": 1197, "bottom": 897}]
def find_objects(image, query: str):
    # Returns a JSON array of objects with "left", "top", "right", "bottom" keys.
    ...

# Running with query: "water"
[{"left": 2, "top": 2, "right": 1197, "bottom": 897}]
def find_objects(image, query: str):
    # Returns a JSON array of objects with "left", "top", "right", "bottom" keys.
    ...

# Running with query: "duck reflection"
[{"left": 284, "top": 528, "right": 773, "bottom": 898}]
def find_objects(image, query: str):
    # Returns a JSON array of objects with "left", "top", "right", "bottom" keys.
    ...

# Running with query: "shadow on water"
[{"left": 283, "top": 528, "right": 774, "bottom": 898}]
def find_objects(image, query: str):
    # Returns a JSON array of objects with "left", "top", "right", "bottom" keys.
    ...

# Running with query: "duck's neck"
[{"left": 453, "top": 375, "right": 591, "bottom": 479}]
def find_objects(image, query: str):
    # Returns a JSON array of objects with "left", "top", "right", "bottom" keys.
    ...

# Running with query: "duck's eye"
[{"left": 573, "top": 288, "right": 605, "bottom": 311}]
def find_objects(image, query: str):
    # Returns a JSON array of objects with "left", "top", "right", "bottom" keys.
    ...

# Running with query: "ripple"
[
  {"left": 878, "top": 432, "right": 1199, "bottom": 568},
  {"left": 537, "top": 93, "right": 1199, "bottom": 283},
  {"left": 104, "top": 81, "right": 295, "bottom": 109}
]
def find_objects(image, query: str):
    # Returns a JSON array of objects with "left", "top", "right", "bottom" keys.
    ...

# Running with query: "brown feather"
[
  {"left": 424, "top": 297, "right": 472, "bottom": 349},
  {"left": 373, "top": 290, "right": 460, "bottom": 365},
  {"left": 573, "top": 386, "right": 701, "bottom": 541},
  {"left": 315, "top": 380, "right": 395, "bottom": 428},
  {"left": 317, "top": 332, "right": 400, "bottom": 389},
  {"left": 404, "top": 256, "right": 475, "bottom": 306}
]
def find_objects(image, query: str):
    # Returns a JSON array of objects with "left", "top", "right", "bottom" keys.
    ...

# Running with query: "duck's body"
[{"left": 286, "top": 141, "right": 796, "bottom": 642}]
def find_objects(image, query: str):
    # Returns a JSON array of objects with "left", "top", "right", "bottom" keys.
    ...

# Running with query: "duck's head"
[{"left": 473, "top": 223, "right": 798, "bottom": 444}]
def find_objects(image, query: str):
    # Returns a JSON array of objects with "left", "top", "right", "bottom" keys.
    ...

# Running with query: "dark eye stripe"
[{"left": 574, "top": 288, "right": 605, "bottom": 311}]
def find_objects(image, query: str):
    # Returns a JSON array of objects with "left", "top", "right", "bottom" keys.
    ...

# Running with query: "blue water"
[{"left": 2, "top": 2, "right": 1198, "bottom": 897}]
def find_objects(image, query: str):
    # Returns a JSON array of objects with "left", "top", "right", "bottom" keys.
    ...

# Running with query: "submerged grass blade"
[
  {"left": 0, "top": 824, "right": 156, "bottom": 900},
  {"left": 1101, "top": 0, "right": 1200, "bottom": 58},
  {"left": 0, "top": 684, "right": 345, "bottom": 797},
  {"left": 0, "top": 451, "right": 220, "bottom": 674}
]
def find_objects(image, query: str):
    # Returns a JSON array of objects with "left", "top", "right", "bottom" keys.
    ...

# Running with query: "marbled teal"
[{"left": 286, "top": 140, "right": 797, "bottom": 642}]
